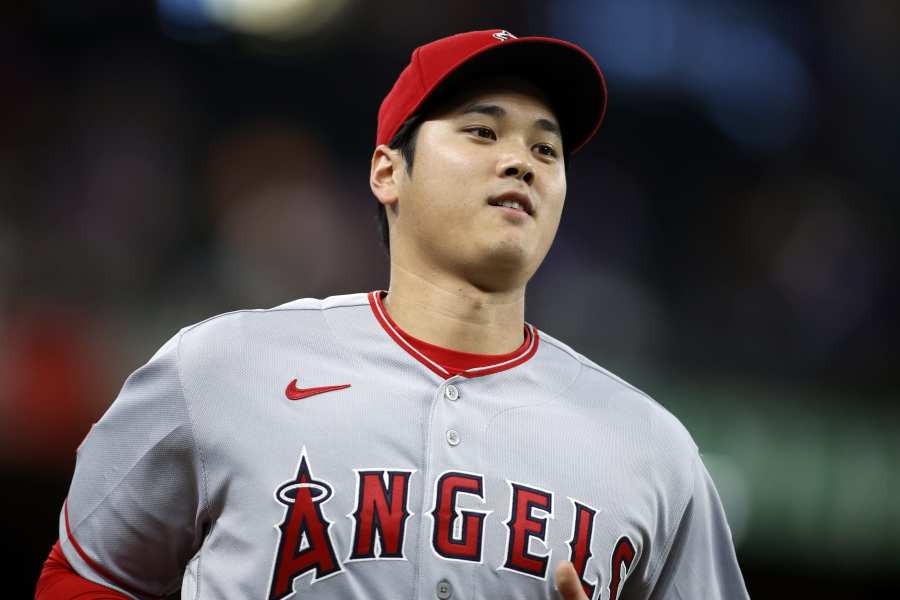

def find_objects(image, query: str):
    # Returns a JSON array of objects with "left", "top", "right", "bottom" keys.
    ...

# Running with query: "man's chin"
[{"left": 460, "top": 243, "right": 538, "bottom": 290}]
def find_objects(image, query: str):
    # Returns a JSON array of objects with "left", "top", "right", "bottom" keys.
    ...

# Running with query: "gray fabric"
[{"left": 60, "top": 292, "right": 748, "bottom": 599}]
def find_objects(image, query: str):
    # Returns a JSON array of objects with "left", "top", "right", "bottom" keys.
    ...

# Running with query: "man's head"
[{"left": 370, "top": 29, "right": 606, "bottom": 291}]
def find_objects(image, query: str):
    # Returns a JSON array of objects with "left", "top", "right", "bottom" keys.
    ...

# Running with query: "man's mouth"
[{"left": 488, "top": 192, "right": 534, "bottom": 216}]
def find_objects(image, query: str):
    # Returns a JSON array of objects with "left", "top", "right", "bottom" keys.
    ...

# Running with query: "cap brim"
[{"left": 421, "top": 36, "right": 607, "bottom": 155}]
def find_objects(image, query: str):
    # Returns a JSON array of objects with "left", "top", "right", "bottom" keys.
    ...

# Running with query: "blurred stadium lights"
[
  {"left": 549, "top": 0, "right": 815, "bottom": 151},
  {"left": 157, "top": 0, "right": 228, "bottom": 41},
  {"left": 157, "top": 0, "right": 352, "bottom": 41}
]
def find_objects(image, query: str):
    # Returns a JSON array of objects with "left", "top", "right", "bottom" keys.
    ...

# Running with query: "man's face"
[{"left": 391, "top": 80, "right": 567, "bottom": 291}]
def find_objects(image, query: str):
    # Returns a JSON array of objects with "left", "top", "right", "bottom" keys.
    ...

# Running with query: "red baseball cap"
[{"left": 376, "top": 29, "right": 607, "bottom": 155}]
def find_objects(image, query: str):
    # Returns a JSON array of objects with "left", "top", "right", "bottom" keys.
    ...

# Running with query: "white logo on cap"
[{"left": 492, "top": 30, "right": 517, "bottom": 42}]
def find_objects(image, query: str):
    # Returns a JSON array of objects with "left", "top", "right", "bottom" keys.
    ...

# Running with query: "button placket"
[
  {"left": 441, "top": 383, "right": 461, "bottom": 447},
  {"left": 423, "top": 379, "right": 470, "bottom": 600}
]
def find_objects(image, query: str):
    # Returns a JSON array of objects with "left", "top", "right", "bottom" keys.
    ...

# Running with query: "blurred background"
[{"left": 2, "top": 1, "right": 898, "bottom": 597}]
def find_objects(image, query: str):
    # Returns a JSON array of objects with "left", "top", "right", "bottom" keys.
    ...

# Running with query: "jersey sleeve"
[
  {"left": 58, "top": 332, "right": 207, "bottom": 599},
  {"left": 644, "top": 453, "right": 749, "bottom": 600}
]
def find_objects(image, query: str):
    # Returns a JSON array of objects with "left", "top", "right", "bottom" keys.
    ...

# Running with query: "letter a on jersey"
[{"left": 268, "top": 450, "right": 342, "bottom": 600}]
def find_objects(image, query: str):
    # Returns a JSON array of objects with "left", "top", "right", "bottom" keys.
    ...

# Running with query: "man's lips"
[{"left": 487, "top": 191, "right": 534, "bottom": 216}]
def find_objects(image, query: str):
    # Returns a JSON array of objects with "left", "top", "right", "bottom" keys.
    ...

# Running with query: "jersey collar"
[{"left": 367, "top": 291, "right": 539, "bottom": 380}]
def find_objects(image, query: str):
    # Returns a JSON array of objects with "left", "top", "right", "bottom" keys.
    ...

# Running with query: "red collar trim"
[{"left": 367, "top": 290, "right": 539, "bottom": 380}]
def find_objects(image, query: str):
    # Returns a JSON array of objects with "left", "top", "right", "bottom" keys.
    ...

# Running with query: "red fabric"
[
  {"left": 377, "top": 292, "right": 532, "bottom": 376},
  {"left": 34, "top": 541, "right": 130, "bottom": 599}
]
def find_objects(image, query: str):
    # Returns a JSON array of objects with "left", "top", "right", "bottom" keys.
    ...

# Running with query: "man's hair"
[{"left": 375, "top": 103, "right": 571, "bottom": 256}]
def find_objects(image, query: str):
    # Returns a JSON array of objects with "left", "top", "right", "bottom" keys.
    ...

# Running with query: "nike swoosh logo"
[{"left": 285, "top": 378, "right": 351, "bottom": 401}]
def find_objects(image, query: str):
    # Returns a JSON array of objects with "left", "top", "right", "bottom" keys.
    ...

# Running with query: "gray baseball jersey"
[{"left": 59, "top": 291, "right": 748, "bottom": 599}]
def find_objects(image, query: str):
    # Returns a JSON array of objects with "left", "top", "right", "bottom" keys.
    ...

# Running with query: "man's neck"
[{"left": 383, "top": 262, "right": 527, "bottom": 355}]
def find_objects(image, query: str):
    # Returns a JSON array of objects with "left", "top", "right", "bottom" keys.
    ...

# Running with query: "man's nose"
[{"left": 498, "top": 155, "right": 535, "bottom": 185}]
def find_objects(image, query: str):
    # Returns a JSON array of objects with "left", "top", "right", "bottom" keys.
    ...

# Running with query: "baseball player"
[{"left": 36, "top": 29, "right": 749, "bottom": 599}]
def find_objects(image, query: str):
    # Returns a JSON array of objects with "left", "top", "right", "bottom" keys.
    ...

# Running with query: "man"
[{"left": 37, "top": 29, "right": 749, "bottom": 599}]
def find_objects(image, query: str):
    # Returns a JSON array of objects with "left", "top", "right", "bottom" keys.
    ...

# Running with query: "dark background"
[{"left": 2, "top": 1, "right": 898, "bottom": 597}]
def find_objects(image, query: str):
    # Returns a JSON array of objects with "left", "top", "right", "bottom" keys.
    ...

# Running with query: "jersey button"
[
  {"left": 446, "top": 429, "right": 460, "bottom": 446},
  {"left": 436, "top": 579, "right": 453, "bottom": 599},
  {"left": 444, "top": 384, "right": 459, "bottom": 401}
]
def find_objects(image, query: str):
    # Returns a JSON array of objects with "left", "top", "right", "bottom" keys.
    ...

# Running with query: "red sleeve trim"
[
  {"left": 63, "top": 499, "right": 163, "bottom": 599},
  {"left": 35, "top": 540, "right": 130, "bottom": 599}
]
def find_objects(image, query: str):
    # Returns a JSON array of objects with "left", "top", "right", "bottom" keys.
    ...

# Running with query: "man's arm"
[
  {"left": 50, "top": 332, "right": 206, "bottom": 598},
  {"left": 643, "top": 453, "right": 749, "bottom": 599},
  {"left": 554, "top": 453, "right": 749, "bottom": 600}
]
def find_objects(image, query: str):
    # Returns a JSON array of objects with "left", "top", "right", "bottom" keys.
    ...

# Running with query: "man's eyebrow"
[
  {"left": 458, "top": 103, "right": 561, "bottom": 138},
  {"left": 459, "top": 103, "right": 506, "bottom": 119},
  {"left": 534, "top": 118, "right": 561, "bottom": 138}
]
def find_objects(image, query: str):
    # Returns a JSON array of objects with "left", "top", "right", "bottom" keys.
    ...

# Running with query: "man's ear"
[{"left": 370, "top": 144, "right": 405, "bottom": 208}]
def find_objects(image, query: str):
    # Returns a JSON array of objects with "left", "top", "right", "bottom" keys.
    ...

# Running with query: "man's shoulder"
[
  {"left": 164, "top": 292, "right": 370, "bottom": 365},
  {"left": 178, "top": 292, "right": 368, "bottom": 339},
  {"left": 538, "top": 329, "right": 651, "bottom": 398},
  {"left": 538, "top": 329, "right": 698, "bottom": 456}
]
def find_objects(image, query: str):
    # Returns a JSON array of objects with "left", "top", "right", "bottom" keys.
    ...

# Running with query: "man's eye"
[
  {"left": 469, "top": 127, "right": 496, "bottom": 140},
  {"left": 535, "top": 143, "right": 557, "bottom": 157}
]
